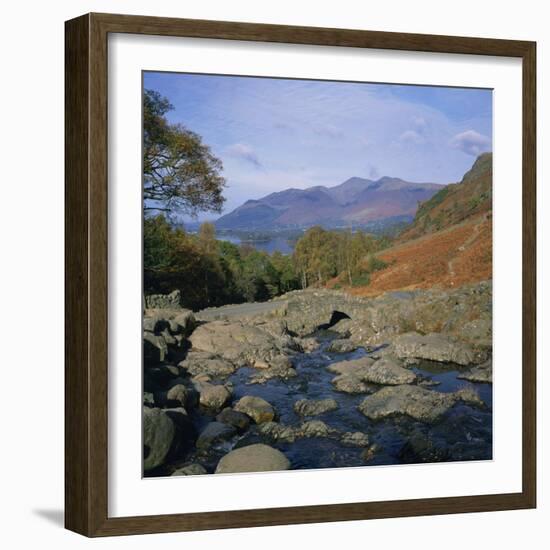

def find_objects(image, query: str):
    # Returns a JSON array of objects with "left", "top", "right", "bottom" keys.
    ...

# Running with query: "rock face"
[
  {"left": 359, "top": 385, "right": 483, "bottom": 423},
  {"left": 143, "top": 307, "right": 196, "bottom": 365},
  {"left": 234, "top": 396, "right": 276, "bottom": 424},
  {"left": 143, "top": 407, "right": 175, "bottom": 470},
  {"left": 196, "top": 422, "right": 237, "bottom": 450},
  {"left": 145, "top": 289, "right": 183, "bottom": 309},
  {"left": 299, "top": 420, "right": 335, "bottom": 438},
  {"left": 389, "top": 332, "right": 480, "bottom": 366},
  {"left": 294, "top": 398, "right": 339, "bottom": 417},
  {"left": 215, "top": 444, "right": 291, "bottom": 474}
]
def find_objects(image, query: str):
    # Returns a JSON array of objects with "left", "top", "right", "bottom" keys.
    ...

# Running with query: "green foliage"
[
  {"left": 144, "top": 216, "right": 300, "bottom": 310},
  {"left": 292, "top": 226, "right": 389, "bottom": 287},
  {"left": 143, "top": 89, "right": 226, "bottom": 217},
  {"left": 416, "top": 186, "right": 451, "bottom": 219}
]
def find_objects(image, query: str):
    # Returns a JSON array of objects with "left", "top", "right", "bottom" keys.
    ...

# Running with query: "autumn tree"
[{"left": 143, "top": 89, "right": 226, "bottom": 217}]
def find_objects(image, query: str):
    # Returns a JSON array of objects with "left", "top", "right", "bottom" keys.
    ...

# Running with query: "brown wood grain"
[{"left": 65, "top": 12, "right": 537, "bottom": 537}]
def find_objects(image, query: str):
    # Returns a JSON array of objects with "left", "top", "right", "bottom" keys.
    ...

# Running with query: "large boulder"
[
  {"left": 143, "top": 407, "right": 175, "bottom": 470},
  {"left": 215, "top": 444, "right": 290, "bottom": 474},
  {"left": 358, "top": 385, "right": 484, "bottom": 423},
  {"left": 234, "top": 396, "right": 276, "bottom": 424},
  {"left": 189, "top": 320, "right": 293, "bottom": 364},
  {"left": 389, "top": 332, "right": 481, "bottom": 366},
  {"left": 293, "top": 398, "right": 339, "bottom": 417}
]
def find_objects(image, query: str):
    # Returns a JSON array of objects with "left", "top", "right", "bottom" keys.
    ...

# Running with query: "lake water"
[{"left": 217, "top": 235, "right": 294, "bottom": 255}]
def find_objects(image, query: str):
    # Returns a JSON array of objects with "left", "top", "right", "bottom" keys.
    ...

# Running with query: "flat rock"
[
  {"left": 189, "top": 320, "right": 293, "bottom": 364},
  {"left": 215, "top": 444, "right": 291, "bottom": 474},
  {"left": 293, "top": 398, "right": 339, "bottom": 416},
  {"left": 458, "top": 359, "right": 493, "bottom": 383},
  {"left": 331, "top": 374, "right": 370, "bottom": 394},
  {"left": 327, "top": 356, "right": 376, "bottom": 376},
  {"left": 234, "top": 396, "right": 276, "bottom": 424},
  {"left": 389, "top": 332, "right": 480, "bottom": 366},
  {"left": 359, "top": 384, "right": 483, "bottom": 423},
  {"left": 326, "top": 339, "right": 358, "bottom": 353},
  {"left": 179, "top": 353, "right": 236, "bottom": 379}
]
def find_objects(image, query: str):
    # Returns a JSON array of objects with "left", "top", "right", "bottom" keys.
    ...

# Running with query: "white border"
[{"left": 108, "top": 33, "right": 523, "bottom": 518}]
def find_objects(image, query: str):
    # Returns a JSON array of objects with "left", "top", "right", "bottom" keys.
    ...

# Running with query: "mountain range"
[{"left": 215, "top": 176, "right": 443, "bottom": 230}]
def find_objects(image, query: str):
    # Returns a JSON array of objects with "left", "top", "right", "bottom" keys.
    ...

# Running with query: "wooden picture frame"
[{"left": 65, "top": 12, "right": 536, "bottom": 537}]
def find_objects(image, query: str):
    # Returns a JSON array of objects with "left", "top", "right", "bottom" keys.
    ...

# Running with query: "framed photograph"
[{"left": 65, "top": 13, "right": 536, "bottom": 537}]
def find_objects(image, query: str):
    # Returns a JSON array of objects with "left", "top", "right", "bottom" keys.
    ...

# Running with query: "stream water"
[{"left": 179, "top": 331, "right": 493, "bottom": 473}]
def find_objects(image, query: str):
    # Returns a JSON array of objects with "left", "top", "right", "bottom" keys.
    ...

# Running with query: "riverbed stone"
[
  {"left": 341, "top": 431, "right": 370, "bottom": 447},
  {"left": 143, "top": 407, "right": 175, "bottom": 470},
  {"left": 234, "top": 396, "right": 276, "bottom": 424},
  {"left": 257, "top": 421, "right": 298, "bottom": 443},
  {"left": 196, "top": 382, "right": 232, "bottom": 411},
  {"left": 359, "top": 384, "right": 483, "bottom": 423},
  {"left": 196, "top": 421, "right": 237, "bottom": 450},
  {"left": 189, "top": 320, "right": 294, "bottom": 364},
  {"left": 179, "top": 352, "right": 237, "bottom": 379},
  {"left": 171, "top": 463, "right": 207, "bottom": 476},
  {"left": 326, "top": 339, "right": 358, "bottom": 353},
  {"left": 216, "top": 408, "right": 251, "bottom": 432},
  {"left": 299, "top": 420, "right": 335, "bottom": 438},
  {"left": 215, "top": 444, "right": 291, "bottom": 474},
  {"left": 293, "top": 398, "right": 339, "bottom": 417},
  {"left": 389, "top": 332, "right": 480, "bottom": 366},
  {"left": 331, "top": 374, "right": 370, "bottom": 394},
  {"left": 458, "top": 359, "right": 492, "bottom": 383},
  {"left": 327, "top": 356, "right": 376, "bottom": 376}
]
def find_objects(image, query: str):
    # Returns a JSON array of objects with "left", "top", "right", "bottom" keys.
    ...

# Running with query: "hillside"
[
  {"left": 343, "top": 153, "right": 493, "bottom": 297},
  {"left": 399, "top": 152, "right": 492, "bottom": 240},
  {"left": 216, "top": 176, "right": 442, "bottom": 230}
]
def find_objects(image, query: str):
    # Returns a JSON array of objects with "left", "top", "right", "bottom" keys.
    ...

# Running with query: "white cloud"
[
  {"left": 226, "top": 143, "right": 262, "bottom": 168},
  {"left": 399, "top": 129, "right": 425, "bottom": 145},
  {"left": 450, "top": 130, "right": 491, "bottom": 156}
]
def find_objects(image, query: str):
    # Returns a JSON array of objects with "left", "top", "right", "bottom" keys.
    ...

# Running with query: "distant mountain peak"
[{"left": 216, "top": 174, "right": 442, "bottom": 231}]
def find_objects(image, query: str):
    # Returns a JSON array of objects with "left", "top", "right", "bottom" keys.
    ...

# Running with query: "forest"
[{"left": 144, "top": 216, "right": 389, "bottom": 311}]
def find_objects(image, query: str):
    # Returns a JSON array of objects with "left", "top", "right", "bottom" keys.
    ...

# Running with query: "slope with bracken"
[{"left": 349, "top": 153, "right": 493, "bottom": 297}]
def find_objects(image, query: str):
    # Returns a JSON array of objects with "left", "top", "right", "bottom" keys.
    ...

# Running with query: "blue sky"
[{"left": 144, "top": 72, "right": 492, "bottom": 220}]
